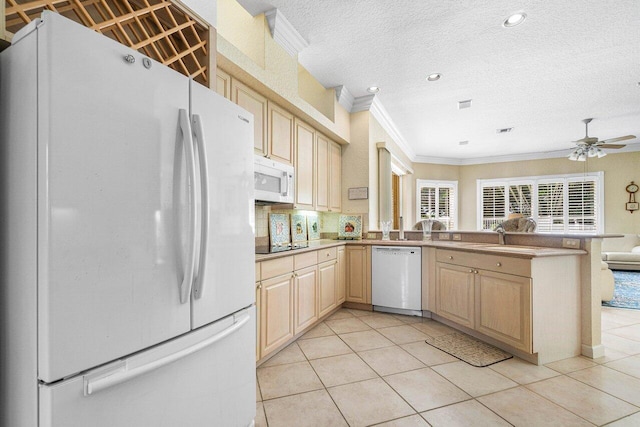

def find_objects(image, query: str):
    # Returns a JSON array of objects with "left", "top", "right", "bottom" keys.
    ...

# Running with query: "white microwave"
[{"left": 254, "top": 155, "right": 295, "bottom": 204}]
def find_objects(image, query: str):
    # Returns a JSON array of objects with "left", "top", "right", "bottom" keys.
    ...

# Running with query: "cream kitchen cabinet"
[
  {"left": 315, "top": 133, "right": 330, "bottom": 211},
  {"left": 255, "top": 262, "right": 261, "bottom": 361},
  {"left": 267, "top": 102, "right": 294, "bottom": 165},
  {"left": 337, "top": 246, "right": 346, "bottom": 304},
  {"left": 215, "top": 68, "right": 231, "bottom": 100},
  {"left": 435, "top": 249, "right": 532, "bottom": 353},
  {"left": 317, "top": 247, "right": 338, "bottom": 318},
  {"left": 329, "top": 141, "right": 342, "bottom": 212},
  {"left": 345, "top": 245, "right": 371, "bottom": 304},
  {"left": 231, "top": 79, "right": 268, "bottom": 157},
  {"left": 259, "top": 257, "right": 295, "bottom": 358},
  {"left": 293, "top": 251, "right": 318, "bottom": 335},
  {"left": 294, "top": 119, "right": 315, "bottom": 209}
]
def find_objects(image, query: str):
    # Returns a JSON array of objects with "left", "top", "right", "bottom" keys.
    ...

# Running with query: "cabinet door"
[
  {"left": 267, "top": 102, "right": 294, "bottom": 165},
  {"left": 475, "top": 270, "right": 532, "bottom": 353},
  {"left": 260, "top": 273, "right": 294, "bottom": 357},
  {"left": 436, "top": 263, "right": 475, "bottom": 328},
  {"left": 215, "top": 68, "right": 231, "bottom": 100},
  {"left": 294, "top": 266, "right": 318, "bottom": 335},
  {"left": 318, "top": 260, "right": 337, "bottom": 317},
  {"left": 337, "top": 247, "right": 346, "bottom": 304},
  {"left": 294, "top": 119, "right": 315, "bottom": 209},
  {"left": 231, "top": 79, "right": 267, "bottom": 156},
  {"left": 346, "top": 246, "right": 371, "bottom": 304},
  {"left": 255, "top": 282, "right": 261, "bottom": 361},
  {"left": 329, "top": 141, "right": 342, "bottom": 212},
  {"left": 315, "top": 133, "right": 330, "bottom": 212}
]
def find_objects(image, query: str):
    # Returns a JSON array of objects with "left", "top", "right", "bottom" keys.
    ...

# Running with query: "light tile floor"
[{"left": 256, "top": 306, "right": 640, "bottom": 426}]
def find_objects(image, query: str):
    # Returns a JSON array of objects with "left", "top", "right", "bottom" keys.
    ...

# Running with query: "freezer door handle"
[
  {"left": 178, "top": 109, "right": 197, "bottom": 304},
  {"left": 191, "top": 114, "right": 209, "bottom": 300},
  {"left": 83, "top": 311, "right": 251, "bottom": 396}
]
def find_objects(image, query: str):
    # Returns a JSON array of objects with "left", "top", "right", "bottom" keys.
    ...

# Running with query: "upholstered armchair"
[
  {"left": 413, "top": 220, "right": 447, "bottom": 231},
  {"left": 496, "top": 217, "right": 536, "bottom": 232}
]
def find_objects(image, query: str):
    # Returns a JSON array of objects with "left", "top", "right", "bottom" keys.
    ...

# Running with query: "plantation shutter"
[
  {"left": 420, "top": 187, "right": 436, "bottom": 219},
  {"left": 481, "top": 185, "right": 506, "bottom": 230},
  {"left": 567, "top": 178, "right": 597, "bottom": 233},
  {"left": 537, "top": 182, "right": 564, "bottom": 232},
  {"left": 417, "top": 181, "right": 458, "bottom": 230},
  {"left": 509, "top": 184, "right": 532, "bottom": 217}
]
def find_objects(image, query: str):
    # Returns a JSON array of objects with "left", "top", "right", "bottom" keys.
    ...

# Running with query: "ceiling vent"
[
  {"left": 459, "top": 140, "right": 469, "bottom": 146},
  {"left": 496, "top": 127, "right": 514, "bottom": 134},
  {"left": 458, "top": 99, "right": 472, "bottom": 109}
]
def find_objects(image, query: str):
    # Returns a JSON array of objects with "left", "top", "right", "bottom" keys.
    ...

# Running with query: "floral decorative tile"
[
  {"left": 291, "top": 214, "right": 308, "bottom": 243},
  {"left": 338, "top": 215, "right": 362, "bottom": 239},
  {"left": 269, "top": 213, "right": 291, "bottom": 246},
  {"left": 307, "top": 213, "right": 320, "bottom": 240}
]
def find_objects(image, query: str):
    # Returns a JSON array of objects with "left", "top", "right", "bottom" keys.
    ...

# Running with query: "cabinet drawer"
[
  {"left": 255, "top": 262, "right": 261, "bottom": 282},
  {"left": 317, "top": 247, "right": 337, "bottom": 263},
  {"left": 294, "top": 251, "right": 317, "bottom": 270},
  {"left": 437, "top": 249, "right": 531, "bottom": 277},
  {"left": 261, "top": 256, "right": 294, "bottom": 280}
]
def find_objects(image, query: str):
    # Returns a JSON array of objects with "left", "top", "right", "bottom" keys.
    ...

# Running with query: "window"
[
  {"left": 477, "top": 172, "right": 604, "bottom": 234},
  {"left": 416, "top": 180, "right": 458, "bottom": 230}
]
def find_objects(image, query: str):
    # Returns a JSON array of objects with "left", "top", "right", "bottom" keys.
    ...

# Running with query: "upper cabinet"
[
  {"left": 329, "top": 141, "right": 342, "bottom": 212},
  {"left": 267, "top": 102, "right": 294, "bottom": 165},
  {"left": 231, "top": 78, "right": 268, "bottom": 157},
  {"left": 294, "top": 119, "right": 315, "bottom": 209},
  {"left": 315, "top": 133, "right": 330, "bottom": 212},
  {"left": 215, "top": 68, "right": 231, "bottom": 100}
]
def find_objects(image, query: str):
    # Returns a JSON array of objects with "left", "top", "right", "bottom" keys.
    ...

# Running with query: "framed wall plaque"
[{"left": 348, "top": 187, "right": 368, "bottom": 200}]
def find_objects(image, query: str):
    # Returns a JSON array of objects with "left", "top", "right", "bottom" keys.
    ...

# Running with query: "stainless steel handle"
[
  {"left": 178, "top": 109, "right": 197, "bottom": 304},
  {"left": 84, "top": 312, "right": 250, "bottom": 395},
  {"left": 191, "top": 114, "right": 210, "bottom": 300}
]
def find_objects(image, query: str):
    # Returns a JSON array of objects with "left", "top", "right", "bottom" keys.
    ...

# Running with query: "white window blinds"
[
  {"left": 416, "top": 180, "right": 458, "bottom": 230},
  {"left": 477, "top": 173, "right": 603, "bottom": 234}
]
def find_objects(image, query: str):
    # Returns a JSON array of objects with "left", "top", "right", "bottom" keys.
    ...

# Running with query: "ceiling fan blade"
[
  {"left": 600, "top": 135, "right": 636, "bottom": 144},
  {"left": 572, "top": 136, "right": 598, "bottom": 144},
  {"left": 598, "top": 144, "right": 626, "bottom": 149}
]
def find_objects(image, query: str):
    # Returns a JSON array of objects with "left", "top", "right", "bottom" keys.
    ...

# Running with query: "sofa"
[
  {"left": 601, "top": 261, "right": 615, "bottom": 302},
  {"left": 601, "top": 234, "right": 640, "bottom": 271}
]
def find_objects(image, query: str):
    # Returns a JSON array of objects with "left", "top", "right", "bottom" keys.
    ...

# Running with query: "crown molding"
[
  {"left": 265, "top": 9, "right": 309, "bottom": 57},
  {"left": 369, "top": 98, "right": 416, "bottom": 161},
  {"left": 351, "top": 94, "right": 376, "bottom": 113},
  {"left": 334, "top": 85, "right": 354, "bottom": 112}
]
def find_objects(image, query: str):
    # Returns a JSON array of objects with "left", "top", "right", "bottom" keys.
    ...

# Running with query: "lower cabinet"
[
  {"left": 337, "top": 247, "right": 346, "bottom": 304},
  {"left": 294, "top": 265, "right": 318, "bottom": 335},
  {"left": 345, "top": 245, "right": 371, "bottom": 304},
  {"left": 259, "top": 273, "right": 294, "bottom": 357},
  {"left": 435, "top": 249, "right": 533, "bottom": 353},
  {"left": 318, "top": 260, "right": 337, "bottom": 318}
]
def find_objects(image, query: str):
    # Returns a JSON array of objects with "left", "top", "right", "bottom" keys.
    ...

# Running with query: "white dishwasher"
[{"left": 372, "top": 246, "right": 422, "bottom": 316}]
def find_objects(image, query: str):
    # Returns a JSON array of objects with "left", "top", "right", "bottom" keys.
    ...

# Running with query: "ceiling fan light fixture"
[
  {"left": 577, "top": 152, "right": 587, "bottom": 162},
  {"left": 503, "top": 12, "right": 527, "bottom": 27},
  {"left": 587, "top": 146, "right": 598, "bottom": 157},
  {"left": 597, "top": 149, "right": 607, "bottom": 158},
  {"left": 568, "top": 151, "right": 579, "bottom": 161}
]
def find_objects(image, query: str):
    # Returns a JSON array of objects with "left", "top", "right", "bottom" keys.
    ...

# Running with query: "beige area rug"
[{"left": 425, "top": 333, "right": 513, "bottom": 367}]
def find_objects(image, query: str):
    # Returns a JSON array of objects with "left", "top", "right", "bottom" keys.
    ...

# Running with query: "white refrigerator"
[{"left": 0, "top": 11, "right": 256, "bottom": 427}]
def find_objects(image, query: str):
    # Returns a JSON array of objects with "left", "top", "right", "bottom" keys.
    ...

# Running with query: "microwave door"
[{"left": 255, "top": 170, "right": 282, "bottom": 195}]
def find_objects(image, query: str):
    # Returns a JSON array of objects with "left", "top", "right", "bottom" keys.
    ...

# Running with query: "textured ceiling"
[{"left": 237, "top": 0, "right": 640, "bottom": 163}]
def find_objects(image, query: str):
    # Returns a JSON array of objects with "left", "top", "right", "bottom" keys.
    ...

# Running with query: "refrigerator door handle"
[
  {"left": 83, "top": 311, "right": 251, "bottom": 396},
  {"left": 191, "top": 114, "right": 209, "bottom": 300},
  {"left": 178, "top": 108, "right": 197, "bottom": 304}
]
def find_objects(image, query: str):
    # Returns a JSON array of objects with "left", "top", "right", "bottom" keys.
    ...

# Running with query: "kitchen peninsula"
[{"left": 255, "top": 231, "right": 608, "bottom": 366}]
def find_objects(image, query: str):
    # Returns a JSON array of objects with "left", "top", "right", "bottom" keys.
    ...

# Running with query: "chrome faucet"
[{"left": 495, "top": 224, "right": 506, "bottom": 245}]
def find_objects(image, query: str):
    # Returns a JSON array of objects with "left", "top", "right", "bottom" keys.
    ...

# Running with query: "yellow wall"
[
  {"left": 298, "top": 64, "right": 335, "bottom": 121},
  {"left": 341, "top": 112, "right": 370, "bottom": 226},
  {"left": 216, "top": 0, "right": 265, "bottom": 67},
  {"left": 411, "top": 153, "right": 640, "bottom": 233}
]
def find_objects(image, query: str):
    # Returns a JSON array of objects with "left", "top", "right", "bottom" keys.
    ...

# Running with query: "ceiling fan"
[{"left": 568, "top": 118, "right": 636, "bottom": 161}]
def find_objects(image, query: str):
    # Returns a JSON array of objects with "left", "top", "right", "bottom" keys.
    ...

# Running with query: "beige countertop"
[{"left": 254, "top": 238, "right": 586, "bottom": 262}]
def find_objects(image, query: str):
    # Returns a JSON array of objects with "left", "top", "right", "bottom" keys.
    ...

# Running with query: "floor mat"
[
  {"left": 602, "top": 270, "right": 640, "bottom": 310},
  {"left": 425, "top": 333, "right": 513, "bottom": 367}
]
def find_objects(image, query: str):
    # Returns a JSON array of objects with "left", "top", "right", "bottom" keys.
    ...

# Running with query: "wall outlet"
[
  {"left": 452, "top": 234, "right": 462, "bottom": 241},
  {"left": 439, "top": 233, "right": 450, "bottom": 240},
  {"left": 562, "top": 238, "right": 580, "bottom": 249},
  {"left": 367, "top": 232, "right": 377, "bottom": 239}
]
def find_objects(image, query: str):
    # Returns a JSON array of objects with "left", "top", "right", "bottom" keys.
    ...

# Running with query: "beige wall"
[
  {"left": 341, "top": 112, "right": 370, "bottom": 227},
  {"left": 411, "top": 152, "right": 640, "bottom": 233}
]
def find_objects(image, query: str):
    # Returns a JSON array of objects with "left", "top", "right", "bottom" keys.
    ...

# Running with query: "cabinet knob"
[
  {"left": 257, "top": 284, "right": 262, "bottom": 290},
  {"left": 475, "top": 270, "right": 479, "bottom": 274},
  {"left": 326, "top": 253, "right": 330, "bottom": 257},
  {"left": 496, "top": 262, "right": 502, "bottom": 267},
  {"left": 448, "top": 256, "right": 453, "bottom": 260},
  {"left": 468, "top": 269, "right": 474, "bottom": 273}
]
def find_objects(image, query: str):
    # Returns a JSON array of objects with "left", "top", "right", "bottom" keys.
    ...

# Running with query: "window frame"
[
  {"left": 476, "top": 172, "right": 604, "bottom": 234},
  {"left": 416, "top": 179, "right": 458, "bottom": 230}
]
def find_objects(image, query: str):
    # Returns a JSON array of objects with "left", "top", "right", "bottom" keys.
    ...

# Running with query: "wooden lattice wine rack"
[{"left": 3, "top": 0, "right": 210, "bottom": 85}]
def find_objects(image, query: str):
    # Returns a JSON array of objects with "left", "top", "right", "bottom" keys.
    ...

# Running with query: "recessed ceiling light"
[
  {"left": 367, "top": 86, "right": 380, "bottom": 94},
  {"left": 503, "top": 12, "right": 527, "bottom": 27},
  {"left": 426, "top": 73, "right": 442, "bottom": 82},
  {"left": 458, "top": 99, "right": 472, "bottom": 109}
]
